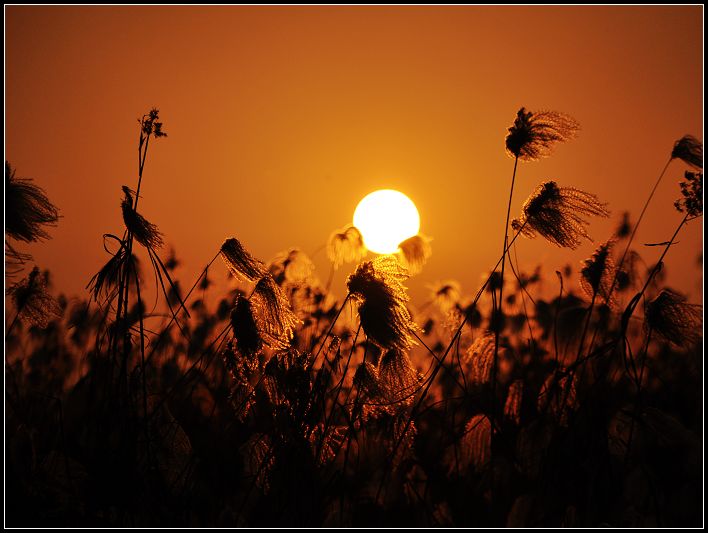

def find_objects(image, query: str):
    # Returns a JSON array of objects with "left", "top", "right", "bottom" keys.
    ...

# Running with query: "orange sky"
[{"left": 5, "top": 6, "right": 703, "bottom": 308}]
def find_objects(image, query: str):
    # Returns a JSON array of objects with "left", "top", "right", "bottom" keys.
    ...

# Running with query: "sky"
[{"left": 5, "top": 6, "right": 703, "bottom": 309}]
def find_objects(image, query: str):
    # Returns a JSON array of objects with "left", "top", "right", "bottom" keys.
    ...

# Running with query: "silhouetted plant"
[{"left": 513, "top": 181, "right": 609, "bottom": 249}]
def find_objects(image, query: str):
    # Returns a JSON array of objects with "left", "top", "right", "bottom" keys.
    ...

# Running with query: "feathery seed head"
[
  {"left": 461, "top": 414, "right": 491, "bottom": 470},
  {"left": 671, "top": 135, "right": 702, "bottom": 169},
  {"left": 505, "top": 380, "right": 523, "bottom": 424},
  {"left": 378, "top": 349, "right": 421, "bottom": 407},
  {"left": 347, "top": 256, "right": 418, "bottom": 352},
  {"left": 516, "top": 181, "right": 609, "bottom": 249},
  {"left": 353, "top": 361, "right": 380, "bottom": 399},
  {"left": 252, "top": 273, "right": 301, "bottom": 350},
  {"left": 464, "top": 332, "right": 497, "bottom": 384},
  {"left": 396, "top": 233, "right": 432, "bottom": 275},
  {"left": 219, "top": 237, "right": 268, "bottom": 282},
  {"left": 120, "top": 186, "right": 164, "bottom": 249},
  {"left": 580, "top": 240, "right": 617, "bottom": 306},
  {"left": 428, "top": 280, "right": 461, "bottom": 314},
  {"left": 644, "top": 289, "right": 701, "bottom": 347},
  {"left": 8, "top": 266, "right": 61, "bottom": 328},
  {"left": 5, "top": 162, "right": 59, "bottom": 244},
  {"left": 327, "top": 224, "right": 367, "bottom": 269},
  {"left": 505, "top": 108, "right": 580, "bottom": 161},
  {"left": 268, "top": 248, "right": 315, "bottom": 286}
]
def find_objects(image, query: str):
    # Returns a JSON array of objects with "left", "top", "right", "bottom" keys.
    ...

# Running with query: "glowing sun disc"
[{"left": 353, "top": 189, "right": 420, "bottom": 254}]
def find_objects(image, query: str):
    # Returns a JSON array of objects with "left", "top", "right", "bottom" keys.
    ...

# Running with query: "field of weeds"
[{"left": 5, "top": 108, "right": 703, "bottom": 527}]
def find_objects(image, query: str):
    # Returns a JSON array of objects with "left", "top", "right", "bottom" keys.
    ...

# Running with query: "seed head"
[
  {"left": 505, "top": 108, "right": 580, "bottom": 161},
  {"left": 378, "top": 349, "right": 421, "bottom": 407},
  {"left": 396, "top": 233, "right": 432, "bottom": 275},
  {"left": 504, "top": 380, "right": 523, "bottom": 424},
  {"left": 580, "top": 240, "right": 617, "bottom": 306},
  {"left": 516, "top": 181, "right": 609, "bottom": 249},
  {"left": 671, "top": 135, "right": 702, "bottom": 169},
  {"left": 347, "top": 256, "right": 418, "bottom": 352},
  {"left": 252, "top": 274, "right": 301, "bottom": 350},
  {"left": 327, "top": 224, "right": 367, "bottom": 269},
  {"left": 644, "top": 289, "right": 702, "bottom": 347},
  {"left": 121, "top": 186, "right": 163, "bottom": 249},
  {"left": 219, "top": 237, "right": 267, "bottom": 282},
  {"left": 428, "top": 280, "right": 462, "bottom": 314},
  {"left": 460, "top": 414, "right": 491, "bottom": 470},
  {"left": 353, "top": 361, "right": 380, "bottom": 399},
  {"left": 7, "top": 267, "right": 61, "bottom": 328},
  {"left": 5, "top": 162, "right": 59, "bottom": 244},
  {"left": 268, "top": 248, "right": 315, "bottom": 286},
  {"left": 464, "top": 332, "right": 496, "bottom": 385}
]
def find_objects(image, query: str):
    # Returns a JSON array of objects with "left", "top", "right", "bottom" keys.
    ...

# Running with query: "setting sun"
[{"left": 353, "top": 189, "right": 420, "bottom": 254}]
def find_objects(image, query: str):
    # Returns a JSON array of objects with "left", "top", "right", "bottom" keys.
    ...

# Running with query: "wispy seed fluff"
[
  {"left": 460, "top": 414, "right": 491, "bottom": 470},
  {"left": 353, "top": 361, "right": 380, "bottom": 399},
  {"left": 378, "top": 349, "right": 421, "bottom": 407},
  {"left": 219, "top": 237, "right": 268, "bottom": 282},
  {"left": 505, "top": 108, "right": 580, "bottom": 161},
  {"left": 327, "top": 224, "right": 367, "bottom": 269},
  {"left": 513, "top": 181, "right": 609, "bottom": 249},
  {"left": 464, "top": 332, "right": 496, "bottom": 385},
  {"left": 428, "top": 280, "right": 462, "bottom": 314},
  {"left": 7, "top": 266, "right": 61, "bottom": 328},
  {"left": 674, "top": 171, "right": 703, "bottom": 218},
  {"left": 268, "top": 248, "right": 315, "bottom": 286},
  {"left": 538, "top": 370, "right": 576, "bottom": 427},
  {"left": 121, "top": 186, "right": 164, "bottom": 249},
  {"left": 252, "top": 274, "right": 302, "bottom": 350},
  {"left": 580, "top": 240, "right": 617, "bottom": 306},
  {"left": 671, "top": 135, "right": 703, "bottom": 170},
  {"left": 347, "top": 255, "right": 418, "bottom": 352},
  {"left": 397, "top": 234, "right": 432, "bottom": 275},
  {"left": 5, "top": 162, "right": 59, "bottom": 244},
  {"left": 504, "top": 380, "right": 523, "bottom": 424},
  {"left": 644, "top": 289, "right": 702, "bottom": 347}
]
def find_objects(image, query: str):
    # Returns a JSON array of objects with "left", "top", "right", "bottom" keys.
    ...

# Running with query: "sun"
[{"left": 353, "top": 189, "right": 420, "bottom": 254}]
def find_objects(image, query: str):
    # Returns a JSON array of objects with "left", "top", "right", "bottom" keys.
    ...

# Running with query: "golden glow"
[{"left": 353, "top": 189, "right": 420, "bottom": 254}]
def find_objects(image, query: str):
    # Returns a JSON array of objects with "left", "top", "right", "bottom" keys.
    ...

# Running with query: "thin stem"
[
  {"left": 493, "top": 155, "right": 519, "bottom": 407},
  {"left": 625, "top": 326, "right": 653, "bottom": 464},
  {"left": 490, "top": 154, "right": 518, "bottom": 511},
  {"left": 133, "top": 259, "right": 152, "bottom": 469},
  {"left": 308, "top": 294, "right": 350, "bottom": 371},
  {"left": 608, "top": 158, "right": 672, "bottom": 300}
]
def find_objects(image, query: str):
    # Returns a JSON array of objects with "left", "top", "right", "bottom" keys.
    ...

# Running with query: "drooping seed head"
[
  {"left": 347, "top": 255, "right": 418, "bottom": 352},
  {"left": 644, "top": 288, "right": 702, "bottom": 347},
  {"left": 121, "top": 186, "right": 164, "bottom": 249},
  {"left": 580, "top": 240, "right": 617, "bottom": 306},
  {"left": 252, "top": 273, "right": 301, "bottom": 350},
  {"left": 327, "top": 224, "right": 367, "bottom": 269},
  {"left": 516, "top": 181, "right": 609, "bottom": 249},
  {"left": 5, "top": 162, "right": 59, "bottom": 244},
  {"left": 671, "top": 135, "right": 703, "bottom": 170},
  {"left": 396, "top": 233, "right": 432, "bottom": 275},
  {"left": 219, "top": 237, "right": 268, "bottom": 282}
]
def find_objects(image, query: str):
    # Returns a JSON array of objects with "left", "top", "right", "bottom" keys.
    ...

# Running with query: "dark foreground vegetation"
[{"left": 5, "top": 109, "right": 703, "bottom": 527}]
